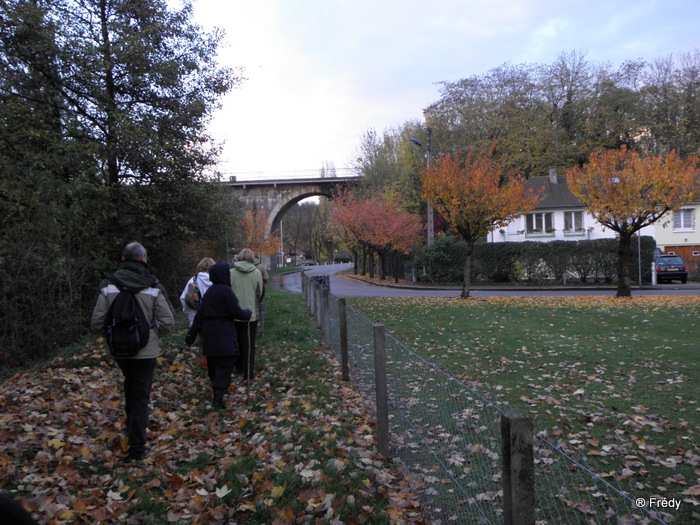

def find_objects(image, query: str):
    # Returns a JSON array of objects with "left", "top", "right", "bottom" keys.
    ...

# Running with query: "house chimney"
[{"left": 549, "top": 167, "right": 558, "bottom": 184}]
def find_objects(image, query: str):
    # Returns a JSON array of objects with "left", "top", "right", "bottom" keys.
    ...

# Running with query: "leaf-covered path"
[{"left": 0, "top": 302, "right": 428, "bottom": 524}]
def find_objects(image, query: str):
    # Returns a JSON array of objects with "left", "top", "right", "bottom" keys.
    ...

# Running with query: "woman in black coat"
[{"left": 186, "top": 262, "right": 251, "bottom": 408}]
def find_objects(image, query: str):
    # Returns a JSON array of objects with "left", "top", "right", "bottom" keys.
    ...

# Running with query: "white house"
[
  {"left": 488, "top": 168, "right": 654, "bottom": 243},
  {"left": 653, "top": 195, "right": 700, "bottom": 277}
]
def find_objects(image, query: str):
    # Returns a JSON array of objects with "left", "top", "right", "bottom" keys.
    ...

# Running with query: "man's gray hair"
[
  {"left": 237, "top": 248, "right": 255, "bottom": 263},
  {"left": 123, "top": 242, "right": 147, "bottom": 261}
]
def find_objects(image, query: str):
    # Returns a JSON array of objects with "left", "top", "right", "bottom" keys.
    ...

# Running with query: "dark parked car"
[{"left": 655, "top": 255, "right": 688, "bottom": 284}]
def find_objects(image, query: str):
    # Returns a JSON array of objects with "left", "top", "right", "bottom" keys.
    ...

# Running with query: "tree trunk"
[
  {"left": 461, "top": 241, "right": 474, "bottom": 298},
  {"left": 394, "top": 251, "right": 400, "bottom": 284},
  {"left": 99, "top": 0, "right": 120, "bottom": 185},
  {"left": 617, "top": 232, "right": 633, "bottom": 297}
]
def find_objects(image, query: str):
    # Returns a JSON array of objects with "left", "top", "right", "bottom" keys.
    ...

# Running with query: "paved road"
[{"left": 277, "top": 263, "right": 700, "bottom": 298}]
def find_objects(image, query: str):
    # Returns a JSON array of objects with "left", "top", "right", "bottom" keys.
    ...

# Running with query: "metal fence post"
[
  {"left": 373, "top": 324, "right": 389, "bottom": 457},
  {"left": 502, "top": 409, "right": 535, "bottom": 525},
  {"left": 339, "top": 298, "right": 349, "bottom": 381}
]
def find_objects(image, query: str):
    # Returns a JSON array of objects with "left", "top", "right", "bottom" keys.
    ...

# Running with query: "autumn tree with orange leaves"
[
  {"left": 364, "top": 196, "right": 422, "bottom": 280},
  {"left": 422, "top": 143, "right": 539, "bottom": 298},
  {"left": 332, "top": 191, "right": 422, "bottom": 280},
  {"left": 567, "top": 146, "right": 698, "bottom": 297},
  {"left": 238, "top": 209, "right": 280, "bottom": 258},
  {"left": 331, "top": 191, "right": 370, "bottom": 274}
]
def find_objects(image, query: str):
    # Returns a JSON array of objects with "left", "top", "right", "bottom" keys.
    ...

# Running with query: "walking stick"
[
  {"left": 259, "top": 302, "right": 265, "bottom": 336},
  {"left": 246, "top": 321, "right": 252, "bottom": 404}
]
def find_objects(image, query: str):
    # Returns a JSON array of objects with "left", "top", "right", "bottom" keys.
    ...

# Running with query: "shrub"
[{"left": 416, "top": 237, "right": 656, "bottom": 285}]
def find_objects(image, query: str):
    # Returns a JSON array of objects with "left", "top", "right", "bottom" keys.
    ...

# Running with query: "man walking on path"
[{"left": 91, "top": 242, "right": 175, "bottom": 462}]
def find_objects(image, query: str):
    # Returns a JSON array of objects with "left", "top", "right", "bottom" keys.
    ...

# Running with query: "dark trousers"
[
  {"left": 235, "top": 321, "right": 258, "bottom": 380},
  {"left": 207, "top": 356, "right": 236, "bottom": 393},
  {"left": 116, "top": 358, "right": 156, "bottom": 455}
]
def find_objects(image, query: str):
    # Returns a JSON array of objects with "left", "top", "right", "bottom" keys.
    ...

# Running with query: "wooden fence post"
[
  {"left": 302, "top": 273, "right": 307, "bottom": 304},
  {"left": 322, "top": 287, "right": 330, "bottom": 342},
  {"left": 339, "top": 298, "right": 349, "bottom": 381},
  {"left": 502, "top": 409, "right": 535, "bottom": 525},
  {"left": 315, "top": 282, "right": 322, "bottom": 328},
  {"left": 373, "top": 324, "right": 389, "bottom": 457},
  {"left": 307, "top": 276, "right": 314, "bottom": 311}
]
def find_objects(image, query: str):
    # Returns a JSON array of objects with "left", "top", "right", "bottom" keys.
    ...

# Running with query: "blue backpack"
[{"left": 103, "top": 276, "right": 151, "bottom": 357}]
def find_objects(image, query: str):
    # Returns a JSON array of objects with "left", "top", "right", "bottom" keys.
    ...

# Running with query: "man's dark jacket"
[{"left": 185, "top": 262, "right": 251, "bottom": 356}]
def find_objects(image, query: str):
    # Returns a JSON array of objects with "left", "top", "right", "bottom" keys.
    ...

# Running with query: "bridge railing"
[{"left": 211, "top": 167, "right": 361, "bottom": 182}]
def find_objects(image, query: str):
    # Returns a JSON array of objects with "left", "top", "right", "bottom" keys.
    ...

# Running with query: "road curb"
[{"left": 338, "top": 273, "right": 698, "bottom": 292}]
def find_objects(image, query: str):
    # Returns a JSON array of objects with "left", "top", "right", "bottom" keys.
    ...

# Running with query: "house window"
[
  {"left": 526, "top": 212, "right": 553, "bottom": 233},
  {"left": 564, "top": 211, "right": 583, "bottom": 231},
  {"left": 673, "top": 208, "right": 693, "bottom": 231}
]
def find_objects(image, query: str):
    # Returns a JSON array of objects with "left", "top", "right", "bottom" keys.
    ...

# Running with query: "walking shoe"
[
  {"left": 124, "top": 450, "right": 145, "bottom": 463},
  {"left": 213, "top": 388, "right": 226, "bottom": 409}
]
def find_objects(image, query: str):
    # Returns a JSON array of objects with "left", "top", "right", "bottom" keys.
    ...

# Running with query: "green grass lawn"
[{"left": 349, "top": 294, "right": 700, "bottom": 520}]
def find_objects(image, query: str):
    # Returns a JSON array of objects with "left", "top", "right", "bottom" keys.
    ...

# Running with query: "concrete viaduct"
[{"left": 222, "top": 176, "right": 359, "bottom": 266}]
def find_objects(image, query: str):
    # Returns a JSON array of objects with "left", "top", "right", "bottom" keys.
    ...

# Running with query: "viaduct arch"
[{"left": 223, "top": 176, "right": 357, "bottom": 265}]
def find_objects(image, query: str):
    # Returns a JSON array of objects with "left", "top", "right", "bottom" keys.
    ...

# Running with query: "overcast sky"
[{"left": 189, "top": 0, "right": 699, "bottom": 179}]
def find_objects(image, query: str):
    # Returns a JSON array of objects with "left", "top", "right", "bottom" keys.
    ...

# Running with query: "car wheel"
[{"left": 681, "top": 277, "right": 687, "bottom": 284}]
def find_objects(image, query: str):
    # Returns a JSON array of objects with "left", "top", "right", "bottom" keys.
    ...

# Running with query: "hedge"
[{"left": 412, "top": 236, "right": 657, "bottom": 285}]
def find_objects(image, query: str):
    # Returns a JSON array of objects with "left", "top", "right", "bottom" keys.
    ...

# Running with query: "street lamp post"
[
  {"left": 279, "top": 219, "right": 284, "bottom": 267},
  {"left": 410, "top": 127, "right": 434, "bottom": 248}
]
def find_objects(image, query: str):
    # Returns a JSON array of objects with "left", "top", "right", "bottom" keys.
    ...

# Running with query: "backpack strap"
[{"left": 106, "top": 274, "right": 155, "bottom": 329}]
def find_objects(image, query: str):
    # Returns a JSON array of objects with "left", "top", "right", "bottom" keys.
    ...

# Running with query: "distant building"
[
  {"left": 487, "top": 168, "right": 654, "bottom": 243},
  {"left": 654, "top": 194, "right": 700, "bottom": 277}
]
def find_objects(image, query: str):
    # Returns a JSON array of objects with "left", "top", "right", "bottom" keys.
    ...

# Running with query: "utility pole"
[
  {"left": 279, "top": 219, "right": 284, "bottom": 267},
  {"left": 425, "top": 127, "right": 434, "bottom": 248},
  {"left": 410, "top": 126, "right": 434, "bottom": 247}
]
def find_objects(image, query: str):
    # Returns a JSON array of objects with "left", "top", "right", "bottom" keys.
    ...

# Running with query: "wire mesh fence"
[{"left": 303, "top": 276, "right": 673, "bottom": 524}]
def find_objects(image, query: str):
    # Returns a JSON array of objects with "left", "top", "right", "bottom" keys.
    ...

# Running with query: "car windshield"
[{"left": 658, "top": 256, "right": 684, "bottom": 265}]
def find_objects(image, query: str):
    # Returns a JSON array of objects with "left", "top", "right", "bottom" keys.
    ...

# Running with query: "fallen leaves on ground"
[{"left": 0, "top": 324, "right": 428, "bottom": 524}]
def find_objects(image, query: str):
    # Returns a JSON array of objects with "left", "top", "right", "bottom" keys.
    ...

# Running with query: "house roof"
[
  {"left": 524, "top": 170, "right": 700, "bottom": 211},
  {"left": 526, "top": 173, "right": 582, "bottom": 210}
]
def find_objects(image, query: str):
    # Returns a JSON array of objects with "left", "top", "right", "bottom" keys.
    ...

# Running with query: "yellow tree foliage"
[
  {"left": 567, "top": 146, "right": 698, "bottom": 297},
  {"left": 421, "top": 142, "right": 539, "bottom": 297},
  {"left": 239, "top": 209, "right": 280, "bottom": 257}
]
